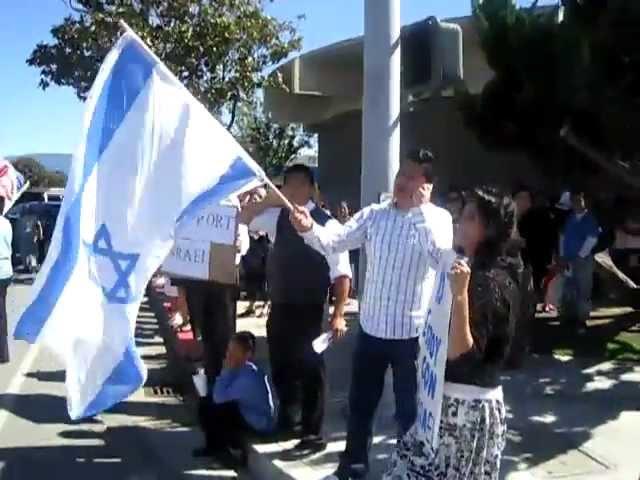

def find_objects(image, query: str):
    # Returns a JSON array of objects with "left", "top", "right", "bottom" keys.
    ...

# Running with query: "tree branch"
[
  {"left": 560, "top": 123, "right": 640, "bottom": 189},
  {"left": 226, "top": 94, "right": 239, "bottom": 131}
]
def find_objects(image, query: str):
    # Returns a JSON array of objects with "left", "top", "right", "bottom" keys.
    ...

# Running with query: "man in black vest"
[{"left": 239, "top": 164, "right": 352, "bottom": 453}]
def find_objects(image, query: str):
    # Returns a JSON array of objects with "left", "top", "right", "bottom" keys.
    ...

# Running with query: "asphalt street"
[{"left": 0, "top": 277, "right": 213, "bottom": 480}]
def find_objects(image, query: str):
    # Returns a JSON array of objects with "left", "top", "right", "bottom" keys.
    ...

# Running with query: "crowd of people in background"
[{"left": 154, "top": 150, "right": 640, "bottom": 477}]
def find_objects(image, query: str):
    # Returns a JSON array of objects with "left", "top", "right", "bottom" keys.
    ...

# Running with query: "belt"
[{"left": 444, "top": 382, "right": 503, "bottom": 401}]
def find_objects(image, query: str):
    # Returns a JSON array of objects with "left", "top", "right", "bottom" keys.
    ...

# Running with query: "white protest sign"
[
  {"left": 162, "top": 238, "right": 210, "bottom": 280},
  {"left": 176, "top": 204, "right": 237, "bottom": 244},
  {"left": 416, "top": 248, "right": 456, "bottom": 451}
]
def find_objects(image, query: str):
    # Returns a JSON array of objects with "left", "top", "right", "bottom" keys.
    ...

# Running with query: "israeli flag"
[{"left": 14, "top": 31, "right": 265, "bottom": 419}]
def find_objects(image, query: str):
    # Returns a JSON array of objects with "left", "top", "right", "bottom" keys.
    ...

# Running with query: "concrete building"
[{"left": 264, "top": 14, "right": 545, "bottom": 210}]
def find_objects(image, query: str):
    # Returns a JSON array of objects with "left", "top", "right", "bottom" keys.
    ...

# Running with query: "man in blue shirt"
[
  {"left": 194, "top": 331, "right": 275, "bottom": 468},
  {"left": 0, "top": 196, "right": 13, "bottom": 363},
  {"left": 559, "top": 190, "right": 601, "bottom": 332}
]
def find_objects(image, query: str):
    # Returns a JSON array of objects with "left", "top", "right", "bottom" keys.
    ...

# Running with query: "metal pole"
[{"left": 361, "top": 0, "right": 401, "bottom": 208}]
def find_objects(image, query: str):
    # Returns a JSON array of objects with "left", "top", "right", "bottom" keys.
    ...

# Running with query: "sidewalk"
[
  {"left": 150, "top": 295, "right": 640, "bottom": 479},
  {"left": 103, "top": 293, "right": 245, "bottom": 479}
]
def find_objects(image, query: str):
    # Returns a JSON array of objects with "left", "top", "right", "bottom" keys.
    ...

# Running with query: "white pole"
[{"left": 361, "top": 0, "right": 401, "bottom": 208}]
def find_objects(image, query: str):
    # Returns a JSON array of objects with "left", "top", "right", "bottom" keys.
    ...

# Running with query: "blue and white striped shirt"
[{"left": 301, "top": 201, "right": 453, "bottom": 339}]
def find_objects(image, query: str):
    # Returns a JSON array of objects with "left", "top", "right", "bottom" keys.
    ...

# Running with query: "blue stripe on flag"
[
  {"left": 177, "top": 156, "right": 258, "bottom": 224},
  {"left": 80, "top": 338, "right": 144, "bottom": 418},
  {"left": 15, "top": 38, "right": 155, "bottom": 343},
  {"left": 83, "top": 157, "right": 257, "bottom": 417}
]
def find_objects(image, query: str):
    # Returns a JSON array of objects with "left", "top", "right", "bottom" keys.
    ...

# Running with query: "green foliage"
[
  {"left": 12, "top": 157, "right": 68, "bottom": 188},
  {"left": 461, "top": 0, "right": 640, "bottom": 176},
  {"left": 28, "top": 0, "right": 302, "bottom": 122},
  {"left": 45, "top": 171, "right": 68, "bottom": 188},
  {"left": 234, "top": 98, "right": 312, "bottom": 177}
]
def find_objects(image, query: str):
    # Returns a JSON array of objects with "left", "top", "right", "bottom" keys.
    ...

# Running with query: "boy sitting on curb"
[{"left": 194, "top": 331, "right": 275, "bottom": 467}]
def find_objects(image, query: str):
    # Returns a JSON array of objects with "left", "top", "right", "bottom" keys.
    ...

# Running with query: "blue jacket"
[
  {"left": 211, "top": 362, "right": 275, "bottom": 433},
  {"left": 562, "top": 212, "right": 600, "bottom": 260}
]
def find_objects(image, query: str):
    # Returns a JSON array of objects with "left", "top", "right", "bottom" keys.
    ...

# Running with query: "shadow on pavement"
[
  {"left": 532, "top": 310, "right": 640, "bottom": 360},
  {"left": 0, "top": 393, "right": 185, "bottom": 426},
  {"left": 10, "top": 276, "right": 34, "bottom": 286},
  {"left": 500, "top": 354, "right": 639, "bottom": 476},
  {"left": 0, "top": 425, "right": 232, "bottom": 480},
  {"left": 24, "top": 370, "right": 65, "bottom": 383}
]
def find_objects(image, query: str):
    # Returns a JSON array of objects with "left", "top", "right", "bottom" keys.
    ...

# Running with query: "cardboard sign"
[
  {"left": 162, "top": 239, "right": 238, "bottom": 285},
  {"left": 176, "top": 204, "right": 237, "bottom": 244},
  {"left": 162, "top": 202, "right": 240, "bottom": 285},
  {"left": 416, "top": 248, "right": 456, "bottom": 451},
  {"left": 163, "top": 239, "right": 210, "bottom": 280}
]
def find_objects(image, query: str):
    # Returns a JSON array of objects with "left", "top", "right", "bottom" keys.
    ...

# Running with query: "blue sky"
[{"left": 0, "top": 0, "right": 552, "bottom": 157}]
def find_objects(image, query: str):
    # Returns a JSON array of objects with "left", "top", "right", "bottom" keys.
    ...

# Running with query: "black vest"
[{"left": 267, "top": 207, "right": 332, "bottom": 304}]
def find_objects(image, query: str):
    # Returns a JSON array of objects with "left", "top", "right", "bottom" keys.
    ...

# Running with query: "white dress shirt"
[
  {"left": 301, "top": 201, "right": 453, "bottom": 339},
  {"left": 249, "top": 201, "right": 352, "bottom": 281}
]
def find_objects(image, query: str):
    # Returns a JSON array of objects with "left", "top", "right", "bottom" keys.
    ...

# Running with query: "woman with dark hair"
[
  {"left": 384, "top": 187, "right": 518, "bottom": 479},
  {"left": 444, "top": 188, "right": 465, "bottom": 226}
]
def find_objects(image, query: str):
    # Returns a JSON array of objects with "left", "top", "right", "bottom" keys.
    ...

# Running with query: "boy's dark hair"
[
  {"left": 405, "top": 148, "right": 435, "bottom": 183},
  {"left": 283, "top": 164, "right": 315, "bottom": 187},
  {"left": 232, "top": 331, "right": 256, "bottom": 355}
]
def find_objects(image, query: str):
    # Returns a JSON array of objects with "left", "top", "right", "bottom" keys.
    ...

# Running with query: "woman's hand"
[
  {"left": 447, "top": 258, "right": 473, "bottom": 359},
  {"left": 448, "top": 259, "right": 471, "bottom": 299}
]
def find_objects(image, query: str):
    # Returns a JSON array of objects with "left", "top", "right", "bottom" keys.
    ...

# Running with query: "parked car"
[
  {"left": 7, "top": 201, "right": 61, "bottom": 270},
  {"left": 12, "top": 188, "right": 64, "bottom": 207}
]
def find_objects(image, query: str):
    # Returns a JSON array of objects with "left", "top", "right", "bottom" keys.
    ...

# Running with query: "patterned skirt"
[{"left": 383, "top": 386, "right": 507, "bottom": 480}]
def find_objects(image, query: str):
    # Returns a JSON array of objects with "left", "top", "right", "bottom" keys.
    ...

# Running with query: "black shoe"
[
  {"left": 228, "top": 446, "right": 249, "bottom": 468},
  {"left": 192, "top": 446, "right": 216, "bottom": 458},
  {"left": 325, "top": 463, "right": 368, "bottom": 480},
  {"left": 294, "top": 435, "right": 327, "bottom": 454},
  {"left": 213, "top": 448, "right": 242, "bottom": 470}
]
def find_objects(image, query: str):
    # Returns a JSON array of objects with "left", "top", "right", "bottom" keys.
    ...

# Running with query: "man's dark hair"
[
  {"left": 232, "top": 331, "right": 256, "bottom": 355},
  {"left": 512, "top": 184, "right": 532, "bottom": 198},
  {"left": 405, "top": 148, "right": 435, "bottom": 183},
  {"left": 0, "top": 197, "right": 5, "bottom": 216},
  {"left": 283, "top": 164, "right": 315, "bottom": 187}
]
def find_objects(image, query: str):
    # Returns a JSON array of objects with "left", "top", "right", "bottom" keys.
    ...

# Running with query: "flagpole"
[{"left": 117, "top": 20, "right": 295, "bottom": 212}]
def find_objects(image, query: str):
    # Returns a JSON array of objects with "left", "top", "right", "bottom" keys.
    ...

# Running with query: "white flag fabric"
[{"left": 14, "top": 31, "right": 264, "bottom": 419}]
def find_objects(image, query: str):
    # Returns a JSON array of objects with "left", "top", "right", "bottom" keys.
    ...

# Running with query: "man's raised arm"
[
  {"left": 238, "top": 188, "right": 282, "bottom": 227},
  {"left": 409, "top": 205, "right": 454, "bottom": 269},
  {"left": 289, "top": 205, "right": 372, "bottom": 256}
]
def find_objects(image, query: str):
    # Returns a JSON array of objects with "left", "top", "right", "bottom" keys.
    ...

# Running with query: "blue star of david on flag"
[{"left": 86, "top": 224, "right": 140, "bottom": 304}]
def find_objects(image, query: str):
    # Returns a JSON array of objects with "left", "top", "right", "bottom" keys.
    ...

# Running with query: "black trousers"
[
  {"left": 184, "top": 280, "right": 237, "bottom": 383},
  {"left": 340, "top": 331, "right": 419, "bottom": 474},
  {"left": 198, "top": 398, "right": 251, "bottom": 451},
  {"left": 267, "top": 302, "right": 325, "bottom": 436},
  {"left": 0, "top": 278, "right": 9, "bottom": 363}
]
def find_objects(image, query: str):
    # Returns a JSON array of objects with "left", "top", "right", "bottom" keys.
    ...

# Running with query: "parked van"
[{"left": 14, "top": 187, "right": 64, "bottom": 205}]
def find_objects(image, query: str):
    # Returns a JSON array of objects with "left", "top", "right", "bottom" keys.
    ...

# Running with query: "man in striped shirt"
[{"left": 290, "top": 149, "right": 453, "bottom": 480}]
